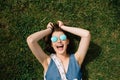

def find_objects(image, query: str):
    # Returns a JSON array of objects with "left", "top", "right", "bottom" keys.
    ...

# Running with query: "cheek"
[
  {"left": 64, "top": 40, "right": 69, "bottom": 45},
  {"left": 51, "top": 43, "right": 56, "bottom": 48},
  {"left": 67, "top": 39, "right": 69, "bottom": 45},
  {"left": 62, "top": 41, "right": 68, "bottom": 48}
]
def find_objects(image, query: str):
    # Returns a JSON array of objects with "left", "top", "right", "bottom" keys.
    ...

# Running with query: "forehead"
[{"left": 52, "top": 31, "right": 65, "bottom": 37}]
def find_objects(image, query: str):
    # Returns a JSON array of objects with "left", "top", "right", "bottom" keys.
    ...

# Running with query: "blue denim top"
[{"left": 45, "top": 54, "right": 82, "bottom": 80}]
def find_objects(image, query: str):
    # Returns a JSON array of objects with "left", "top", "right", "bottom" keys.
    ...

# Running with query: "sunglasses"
[{"left": 51, "top": 34, "right": 67, "bottom": 42}]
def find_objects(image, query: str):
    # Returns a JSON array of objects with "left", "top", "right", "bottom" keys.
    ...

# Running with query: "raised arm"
[
  {"left": 58, "top": 21, "right": 91, "bottom": 65},
  {"left": 26, "top": 22, "right": 53, "bottom": 69}
]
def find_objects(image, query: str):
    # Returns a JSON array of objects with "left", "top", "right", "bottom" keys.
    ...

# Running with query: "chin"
[{"left": 55, "top": 49, "right": 66, "bottom": 55}]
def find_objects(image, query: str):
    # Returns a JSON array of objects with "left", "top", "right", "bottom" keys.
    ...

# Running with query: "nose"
[{"left": 57, "top": 38, "right": 62, "bottom": 43}]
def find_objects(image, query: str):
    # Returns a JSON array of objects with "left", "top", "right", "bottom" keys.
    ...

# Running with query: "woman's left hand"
[{"left": 57, "top": 20, "right": 64, "bottom": 28}]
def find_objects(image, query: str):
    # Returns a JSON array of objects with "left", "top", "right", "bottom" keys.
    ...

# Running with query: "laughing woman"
[{"left": 26, "top": 21, "right": 91, "bottom": 80}]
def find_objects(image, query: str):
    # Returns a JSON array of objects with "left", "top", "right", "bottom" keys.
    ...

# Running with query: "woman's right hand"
[{"left": 47, "top": 22, "right": 53, "bottom": 30}]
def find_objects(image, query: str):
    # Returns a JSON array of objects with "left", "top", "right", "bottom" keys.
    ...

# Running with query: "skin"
[
  {"left": 51, "top": 31, "right": 70, "bottom": 72},
  {"left": 51, "top": 31, "right": 69, "bottom": 55},
  {"left": 27, "top": 21, "right": 91, "bottom": 73}
]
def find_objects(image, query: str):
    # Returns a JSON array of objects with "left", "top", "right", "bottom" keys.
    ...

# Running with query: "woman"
[{"left": 27, "top": 21, "right": 91, "bottom": 80}]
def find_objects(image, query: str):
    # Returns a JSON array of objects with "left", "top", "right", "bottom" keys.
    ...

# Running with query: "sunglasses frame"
[{"left": 51, "top": 34, "right": 67, "bottom": 42}]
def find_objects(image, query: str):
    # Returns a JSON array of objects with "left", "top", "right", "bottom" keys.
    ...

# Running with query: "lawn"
[{"left": 0, "top": 0, "right": 119, "bottom": 80}]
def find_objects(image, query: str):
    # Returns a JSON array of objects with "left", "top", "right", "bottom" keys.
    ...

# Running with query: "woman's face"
[{"left": 51, "top": 31, "right": 69, "bottom": 55}]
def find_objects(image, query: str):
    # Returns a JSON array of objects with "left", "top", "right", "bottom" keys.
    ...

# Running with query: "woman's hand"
[
  {"left": 57, "top": 20, "right": 64, "bottom": 28},
  {"left": 47, "top": 22, "right": 53, "bottom": 30}
]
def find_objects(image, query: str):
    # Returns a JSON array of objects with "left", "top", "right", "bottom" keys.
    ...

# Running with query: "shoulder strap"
[{"left": 50, "top": 54, "right": 67, "bottom": 80}]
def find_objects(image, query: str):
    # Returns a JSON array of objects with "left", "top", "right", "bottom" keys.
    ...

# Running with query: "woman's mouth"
[{"left": 56, "top": 45, "right": 64, "bottom": 51}]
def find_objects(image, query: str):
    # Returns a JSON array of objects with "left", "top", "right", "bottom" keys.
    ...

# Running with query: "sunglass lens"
[
  {"left": 51, "top": 36, "right": 58, "bottom": 42},
  {"left": 60, "top": 35, "right": 67, "bottom": 41}
]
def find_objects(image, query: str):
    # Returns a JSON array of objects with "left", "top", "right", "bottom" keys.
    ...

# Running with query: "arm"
[
  {"left": 58, "top": 21, "right": 91, "bottom": 65},
  {"left": 26, "top": 22, "right": 53, "bottom": 69}
]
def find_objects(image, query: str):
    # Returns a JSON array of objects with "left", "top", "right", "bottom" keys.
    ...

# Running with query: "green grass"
[{"left": 0, "top": 0, "right": 120, "bottom": 80}]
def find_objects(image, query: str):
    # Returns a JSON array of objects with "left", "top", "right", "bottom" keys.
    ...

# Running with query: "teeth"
[
  {"left": 57, "top": 46, "right": 63, "bottom": 48},
  {"left": 57, "top": 45, "right": 64, "bottom": 48}
]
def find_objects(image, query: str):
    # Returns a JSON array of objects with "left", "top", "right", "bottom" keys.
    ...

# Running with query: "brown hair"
[{"left": 44, "top": 23, "right": 75, "bottom": 54}]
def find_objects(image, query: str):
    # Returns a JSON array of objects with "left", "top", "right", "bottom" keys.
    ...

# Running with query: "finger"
[
  {"left": 48, "top": 22, "right": 52, "bottom": 25},
  {"left": 57, "top": 20, "right": 63, "bottom": 27},
  {"left": 57, "top": 20, "right": 61, "bottom": 24},
  {"left": 47, "top": 22, "right": 53, "bottom": 29}
]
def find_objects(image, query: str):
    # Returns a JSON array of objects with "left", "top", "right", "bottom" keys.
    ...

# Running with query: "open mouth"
[{"left": 56, "top": 45, "right": 64, "bottom": 51}]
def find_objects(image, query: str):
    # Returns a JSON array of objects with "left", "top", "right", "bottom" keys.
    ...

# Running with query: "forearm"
[
  {"left": 61, "top": 25, "right": 90, "bottom": 38},
  {"left": 61, "top": 25, "right": 91, "bottom": 65},
  {"left": 27, "top": 28, "right": 51, "bottom": 43}
]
